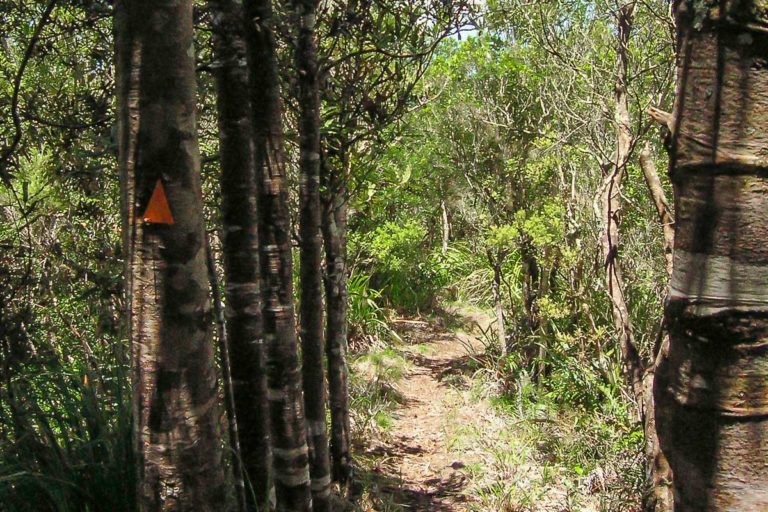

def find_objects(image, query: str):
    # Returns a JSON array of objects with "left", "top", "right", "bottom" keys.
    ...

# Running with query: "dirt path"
[{"left": 362, "top": 309, "right": 493, "bottom": 511}]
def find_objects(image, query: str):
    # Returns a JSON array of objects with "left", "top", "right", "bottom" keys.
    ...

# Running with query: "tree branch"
[{"left": 0, "top": 0, "right": 58, "bottom": 186}]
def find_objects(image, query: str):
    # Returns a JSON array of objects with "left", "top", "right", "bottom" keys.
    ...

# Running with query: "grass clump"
[{"left": 447, "top": 357, "right": 644, "bottom": 512}]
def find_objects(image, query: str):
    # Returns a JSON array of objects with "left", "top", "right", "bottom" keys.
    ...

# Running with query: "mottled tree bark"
[
  {"left": 321, "top": 147, "right": 352, "bottom": 485},
  {"left": 209, "top": 1, "right": 272, "bottom": 509},
  {"left": 293, "top": 0, "right": 333, "bottom": 509},
  {"left": 115, "top": 1, "right": 227, "bottom": 510},
  {"left": 243, "top": 0, "right": 313, "bottom": 510},
  {"left": 656, "top": 1, "right": 768, "bottom": 509}
]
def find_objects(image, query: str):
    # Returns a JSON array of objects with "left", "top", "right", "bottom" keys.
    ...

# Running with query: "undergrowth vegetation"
[
  {"left": 345, "top": 291, "right": 646, "bottom": 510},
  {"left": 456, "top": 332, "right": 644, "bottom": 511}
]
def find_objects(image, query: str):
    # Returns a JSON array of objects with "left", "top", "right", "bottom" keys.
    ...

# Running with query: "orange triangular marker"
[{"left": 141, "top": 179, "right": 175, "bottom": 225}]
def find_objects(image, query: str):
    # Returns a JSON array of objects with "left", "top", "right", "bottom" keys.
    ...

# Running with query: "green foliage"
[
  {"left": 367, "top": 220, "right": 427, "bottom": 276},
  {"left": 348, "top": 271, "right": 400, "bottom": 346},
  {"left": 349, "top": 347, "right": 410, "bottom": 438},
  {"left": 356, "top": 220, "right": 450, "bottom": 311}
]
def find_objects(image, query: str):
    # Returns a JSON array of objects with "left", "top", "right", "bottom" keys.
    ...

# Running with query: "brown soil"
[{"left": 359, "top": 308, "right": 493, "bottom": 511}]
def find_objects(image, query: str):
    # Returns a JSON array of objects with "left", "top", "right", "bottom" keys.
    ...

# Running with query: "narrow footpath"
[{"left": 361, "top": 309, "right": 493, "bottom": 511}]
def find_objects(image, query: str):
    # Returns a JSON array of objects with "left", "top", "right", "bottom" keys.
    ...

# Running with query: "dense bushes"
[{"left": 352, "top": 220, "right": 452, "bottom": 311}]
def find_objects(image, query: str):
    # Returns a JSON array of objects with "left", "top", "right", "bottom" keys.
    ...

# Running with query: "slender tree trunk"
[
  {"left": 243, "top": 0, "right": 312, "bottom": 510},
  {"left": 321, "top": 146, "right": 352, "bottom": 485},
  {"left": 638, "top": 145, "right": 675, "bottom": 512},
  {"left": 440, "top": 200, "right": 450, "bottom": 255},
  {"left": 209, "top": 1, "right": 272, "bottom": 508},
  {"left": 206, "top": 240, "right": 247, "bottom": 512},
  {"left": 488, "top": 250, "right": 507, "bottom": 356},
  {"left": 656, "top": 2, "right": 768, "bottom": 509},
  {"left": 602, "top": 5, "right": 672, "bottom": 511},
  {"left": 601, "top": 1, "right": 645, "bottom": 406},
  {"left": 115, "top": 1, "right": 227, "bottom": 509},
  {"left": 639, "top": 145, "right": 675, "bottom": 276},
  {"left": 520, "top": 240, "right": 540, "bottom": 336},
  {"left": 293, "top": 0, "right": 332, "bottom": 509},
  {"left": 519, "top": 239, "right": 541, "bottom": 370},
  {"left": 114, "top": 5, "right": 140, "bottom": 497}
]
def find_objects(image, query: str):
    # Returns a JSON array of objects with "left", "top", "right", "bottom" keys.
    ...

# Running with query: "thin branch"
[{"left": 0, "top": 0, "right": 58, "bottom": 185}]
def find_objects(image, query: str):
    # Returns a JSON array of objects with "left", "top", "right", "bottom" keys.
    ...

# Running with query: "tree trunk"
[
  {"left": 638, "top": 145, "right": 675, "bottom": 512},
  {"left": 441, "top": 200, "right": 450, "bottom": 255},
  {"left": 519, "top": 239, "right": 541, "bottom": 370},
  {"left": 600, "top": 5, "right": 673, "bottom": 511},
  {"left": 639, "top": 145, "right": 675, "bottom": 277},
  {"left": 601, "top": 1, "right": 645, "bottom": 406},
  {"left": 115, "top": 1, "right": 227, "bottom": 509},
  {"left": 488, "top": 250, "right": 507, "bottom": 356},
  {"left": 206, "top": 240, "right": 247, "bottom": 512},
  {"left": 293, "top": 0, "right": 332, "bottom": 509},
  {"left": 656, "top": 2, "right": 768, "bottom": 509},
  {"left": 520, "top": 240, "right": 540, "bottom": 336},
  {"left": 321, "top": 146, "right": 352, "bottom": 485},
  {"left": 209, "top": 1, "right": 272, "bottom": 509},
  {"left": 243, "top": 0, "right": 312, "bottom": 510}
]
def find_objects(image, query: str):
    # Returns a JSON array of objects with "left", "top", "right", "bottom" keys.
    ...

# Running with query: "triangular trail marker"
[{"left": 141, "top": 179, "right": 175, "bottom": 225}]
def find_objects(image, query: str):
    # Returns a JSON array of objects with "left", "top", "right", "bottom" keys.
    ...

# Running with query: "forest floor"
[
  {"left": 353, "top": 307, "right": 491, "bottom": 511},
  {"left": 351, "top": 306, "right": 642, "bottom": 512}
]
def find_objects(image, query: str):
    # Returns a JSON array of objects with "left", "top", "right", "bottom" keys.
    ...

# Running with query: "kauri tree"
[
  {"left": 657, "top": 0, "right": 768, "bottom": 509},
  {"left": 115, "top": 0, "right": 227, "bottom": 509}
]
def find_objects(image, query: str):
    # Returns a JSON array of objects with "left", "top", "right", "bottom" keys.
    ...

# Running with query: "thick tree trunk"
[
  {"left": 243, "top": 0, "right": 312, "bottom": 510},
  {"left": 321, "top": 147, "right": 352, "bottom": 485},
  {"left": 293, "top": 0, "right": 332, "bottom": 509},
  {"left": 115, "top": 1, "right": 227, "bottom": 509},
  {"left": 209, "top": 1, "right": 272, "bottom": 509},
  {"left": 656, "top": 2, "right": 768, "bottom": 509}
]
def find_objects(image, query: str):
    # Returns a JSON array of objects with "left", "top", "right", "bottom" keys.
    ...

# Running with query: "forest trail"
[{"left": 360, "top": 308, "right": 494, "bottom": 511}]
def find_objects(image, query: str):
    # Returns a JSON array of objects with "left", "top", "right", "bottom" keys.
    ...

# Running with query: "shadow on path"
[{"left": 356, "top": 309, "right": 493, "bottom": 511}]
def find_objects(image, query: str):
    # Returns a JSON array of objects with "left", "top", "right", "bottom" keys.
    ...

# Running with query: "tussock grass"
[{"left": 447, "top": 369, "right": 644, "bottom": 512}]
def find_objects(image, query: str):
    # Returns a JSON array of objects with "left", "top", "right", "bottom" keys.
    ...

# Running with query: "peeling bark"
[{"left": 115, "top": 1, "right": 227, "bottom": 509}]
